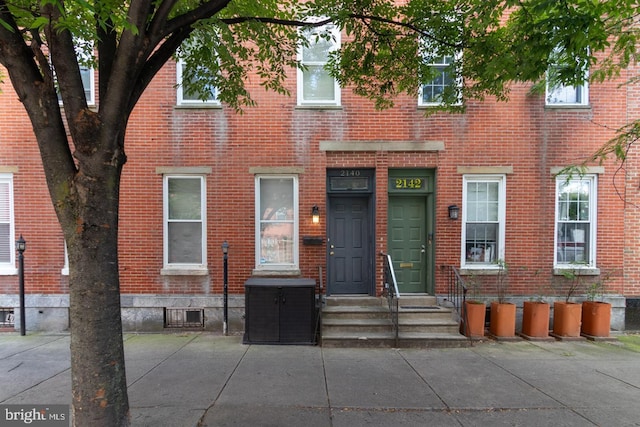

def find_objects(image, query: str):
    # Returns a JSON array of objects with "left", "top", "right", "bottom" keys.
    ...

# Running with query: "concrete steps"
[{"left": 320, "top": 295, "right": 469, "bottom": 348}]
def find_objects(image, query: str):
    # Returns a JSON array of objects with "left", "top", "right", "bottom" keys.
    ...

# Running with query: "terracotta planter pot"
[
  {"left": 463, "top": 301, "right": 486, "bottom": 338},
  {"left": 581, "top": 301, "right": 611, "bottom": 337},
  {"left": 521, "top": 301, "right": 550, "bottom": 338},
  {"left": 489, "top": 302, "right": 516, "bottom": 337},
  {"left": 552, "top": 301, "right": 582, "bottom": 337}
]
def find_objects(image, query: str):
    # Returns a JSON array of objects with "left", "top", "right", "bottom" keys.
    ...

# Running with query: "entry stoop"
[{"left": 321, "top": 295, "right": 469, "bottom": 348}]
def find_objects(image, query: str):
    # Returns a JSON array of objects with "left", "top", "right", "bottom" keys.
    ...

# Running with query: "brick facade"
[{"left": 0, "top": 56, "right": 635, "bottom": 332}]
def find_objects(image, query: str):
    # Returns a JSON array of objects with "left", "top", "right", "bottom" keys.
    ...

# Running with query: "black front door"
[{"left": 327, "top": 196, "right": 372, "bottom": 295}]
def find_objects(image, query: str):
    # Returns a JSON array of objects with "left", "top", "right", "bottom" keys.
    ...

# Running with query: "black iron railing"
[
  {"left": 445, "top": 266, "right": 470, "bottom": 339},
  {"left": 380, "top": 252, "right": 400, "bottom": 347}
]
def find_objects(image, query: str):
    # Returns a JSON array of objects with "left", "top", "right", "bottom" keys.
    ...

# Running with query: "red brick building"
[{"left": 0, "top": 33, "right": 637, "bottom": 333}]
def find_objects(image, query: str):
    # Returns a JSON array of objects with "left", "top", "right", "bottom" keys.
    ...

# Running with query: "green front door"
[{"left": 389, "top": 196, "right": 429, "bottom": 293}]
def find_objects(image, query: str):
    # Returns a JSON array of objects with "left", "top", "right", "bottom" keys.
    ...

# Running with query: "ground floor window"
[
  {"left": 163, "top": 175, "right": 207, "bottom": 270},
  {"left": 462, "top": 175, "right": 506, "bottom": 268},
  {"left": 555, "top": 174, "right": 596, "bottom": 268},
  {"left": 255, "top": 175, "right": 298, "bottom": 270},
  {"left": 0, "top": 174, "right": 15, "bottom": 274}
]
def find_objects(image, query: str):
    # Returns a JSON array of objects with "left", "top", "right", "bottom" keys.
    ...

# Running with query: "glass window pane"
[
  {"left": 168, "top": 222, "right": 202, "bottom": 264},
  {"left": 303, "top": 67, "right": 335, "bottom": 101},
  {"left": 259, "top": 223, "right": 294, "bottom": 264},
  {"left": 80, "top": 67, "right": 92, "bottom": 101},
  {"left": 465, "top": 223, "right": 498, "bottom": 264},
  {"left": 0, "top": 223, "right": 9, "bottom": 263},
  {"left": 303, "top": 38, "right": 332, "bottom": 62},
  {"left": 169, "top": 178, "right": 201, "bottom": 220},
  {"left": 557, "top": 223, "right": 589, "bottom": 264},
  {"left": 260, "top": 179, "right": 293, "bottom": 218}
]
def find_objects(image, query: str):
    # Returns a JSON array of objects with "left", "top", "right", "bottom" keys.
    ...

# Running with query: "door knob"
[
  {"left": 421, "top": 244, "right": 426, "bottom": 254},
  {"left": 329, "top": 251, "right": 334, "bottom": 256}
]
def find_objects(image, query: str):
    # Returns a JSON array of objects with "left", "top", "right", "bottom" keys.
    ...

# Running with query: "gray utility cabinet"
[{"left": 243, "top": 278, "right": 317, "bottom": 345}]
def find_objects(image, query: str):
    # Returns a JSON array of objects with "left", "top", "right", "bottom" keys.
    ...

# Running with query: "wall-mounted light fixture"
[
  {"left": 448, "top": 204, "right": 460, "bottom": 220},
  {"left": 312, "top": 205, "right": 320, "bottom": 224}
]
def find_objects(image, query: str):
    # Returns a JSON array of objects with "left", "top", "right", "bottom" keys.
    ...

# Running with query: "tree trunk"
[
  {"left": 62, "top": 130, "right": 129, "bottom": 425},
  {"left": 68, "top": 231, "right": 129, "bottom": 426}
]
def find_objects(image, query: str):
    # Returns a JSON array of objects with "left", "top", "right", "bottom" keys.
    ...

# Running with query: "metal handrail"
[
  {"left": 445, "top": 265, "right": 471, "bottom": 341},
  {"left": 380, "top": 253, "right": 400, "bottom": 347}
]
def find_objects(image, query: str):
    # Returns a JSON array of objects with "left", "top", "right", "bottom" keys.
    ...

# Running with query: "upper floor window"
[
  {"left": 546, "top": 47, "right": 589, "bottom": 107},
  {"left": 80, "top": 67, "right": 95, "bottom": 105},
  {"left": 176, "top": 60, "right": 219, "bottom": 106},
  {"left": 56, "top": 66, "right": 95, "bottom": 106},
  {"left": 546, "top": 78, "right": 588, "bottom": 106},
  {"left": 163, "top": 175, "right": 207, "bottom": 271},
  {"left": 462, "top": 175, "right": 506, "bottom": 268},
  {"left": 419, "top": 54, "right": 460, "bottom": 106},
  {"left": 56, "top": 40, "right": 95, "bottom": 106},
  {"left": 555, "top": 175, "right": 597, "bottom": 268},
  {"left": 255, "top": 175, "right": 298, "bottom": 270},
  {"left": 297, "top": 22, "right": 341, "bottom": 106},
  {"left": 0, "top": 174, "right": 16, "bottom": 274}
]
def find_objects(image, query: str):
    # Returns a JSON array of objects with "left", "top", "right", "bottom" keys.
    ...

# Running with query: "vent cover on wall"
[{"left": 164, "top": 308, "right": 205, "bottom": 328}]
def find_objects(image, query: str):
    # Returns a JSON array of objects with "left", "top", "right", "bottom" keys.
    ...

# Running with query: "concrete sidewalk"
[{"left": 1, "top": 333, "right": 639, "bottom": 426}]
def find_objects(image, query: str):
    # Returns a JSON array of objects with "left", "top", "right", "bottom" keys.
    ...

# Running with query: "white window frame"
[
  {"left": 80, "top": 66, "right": 96, "bottom": 106},
  {"left": 554, "top": 174, "right": 597, "bottom": 269},
  {"left": 461, "top": 175, "right": 506, "bottom": 269},
  {"left": 545, "top": 46, "right": 589, "bottom": 107},
  {"left": 0, "top": 174, "right": 16, "bottom": 275},
  {"left": 176, "top": 60, "right": 220, "bottom": 106},
  {"left": 546, "top": 76, "right": 589, "bottom": 106},
  {"left": 55, "top": 40, "right": 96, "bottom": 107},
  {"left": 418, "top": 53, "right": 462, "bottom": 107},
  {"left": 297, "top": 21, "right": 341, "bottom": 106},
  {"left": 61, "top": 242, "right": 69, "bottom": 275},
  {"left": 162, "top": 175, "right": 207, "bottom": 273},
  {"left": 255, "top": 175, "right": 299, "bottom": 271}
]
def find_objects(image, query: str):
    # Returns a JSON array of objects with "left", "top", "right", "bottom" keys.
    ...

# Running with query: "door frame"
[
  {"left": 387, "top": 169, "right": 435, "bottom": 294},
  {"left": 326, "top": 168, "right": 375, "bottom": 296}
]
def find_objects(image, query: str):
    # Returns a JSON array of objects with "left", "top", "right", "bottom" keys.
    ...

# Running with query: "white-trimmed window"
[
  {"left": 0, "top": 174, "right": 16, "bottom": 275},
  {"left": 56, "top": 66, "right": 95, "bottom": 106},
  {"left": 419, "top": 54, "right": 460, "bottom": 106},
  {"left": 80, "top": 67, "right": 95, "bottom": 106},
  {"left": 176, "top": 60, "right": 219, "bottom": 105},
  {"left": 546, "top": 47, "right": 589, "bottom": 106},
  {"left": 163, "top": 175, "right": 207, "bottom": 271},
  {"left": 61, "top": 242, "right": 69, "bottom": 275},
  {"left": 546, "top": 77, "right": 588, "bottom": 106},
  {"left": 297, "top": 22, "right": 341, "bottom": 106},
  {"left": 255, "top": 175, "right": 299, "bottom": 270},
  {"left": 555, "top": 175, "right": 597, "bottom": 268},
  {"left": 462, "top": 175, "right": 506, "bottom": 268},
  {"left": 55, "top": 39, "right": 96, "bottom": 106}
]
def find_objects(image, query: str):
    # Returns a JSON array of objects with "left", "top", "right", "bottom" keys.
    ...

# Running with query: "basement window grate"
[
  {"left": 164, "top": 308, "right": 205, "bottom": 329},
  {"left": 0, "top": 308, "right": 15, "bottom": 328}
]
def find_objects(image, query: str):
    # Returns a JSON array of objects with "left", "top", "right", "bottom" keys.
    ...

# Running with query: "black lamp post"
[
  {"left": 16, "top": 235, "right": 26, "bottom": 336},
  {"left": 221, "top": 241, "right": 229, "bottom": 336}
]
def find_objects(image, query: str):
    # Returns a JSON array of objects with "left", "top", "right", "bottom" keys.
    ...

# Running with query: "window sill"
[
  {"left": 0, "top": 267, "right": 18, "bottom": 276},
  {"left": 553, "top": 267, "right": 600, "bottom": 276},
  {"left": 161, "top": 268, "right": 209, "bottom": 276},
  {"left": 544, "top": 104, "right": 591, "bottom": 111},
  {"left": 251, "top": 268, "right": 302, "bottom": 277},
  {"left": 174, "top": 103, "right": 222, "bottom": 109},
  {"left": 459, "top": 267, "right": 501, "bottom": 276},
  {"left": 295, "top": 105, "right": 342, "bottom": 111}
]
